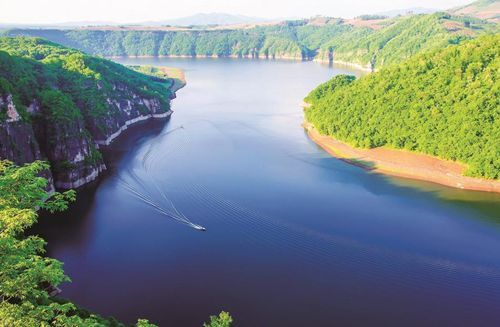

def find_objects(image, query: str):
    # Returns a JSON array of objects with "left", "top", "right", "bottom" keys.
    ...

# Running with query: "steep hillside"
[
  {"left": 0, "top": 37, "right": 176, "bottom": 189},
  {"left": 305, "top": 35, "right": 499, "bottom": 179}
]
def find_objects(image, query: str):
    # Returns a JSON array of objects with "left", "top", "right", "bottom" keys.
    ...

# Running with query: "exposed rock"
[
  {"left": 0, "top": 38, "right": 177, "bottom": 189},
  {"left": 5, "top": 95, "right": 20, "bottom": 122},
  {"left": 27, "top": 100, "right": 41, "bottom": 114},
  {"left": 0, "top": 84, "right": 176, "bottom": 189},
  {"left": 0, "top": 119, "right": 56, "bottom": 191}
]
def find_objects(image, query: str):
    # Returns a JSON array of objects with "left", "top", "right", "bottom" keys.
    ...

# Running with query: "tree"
[{"left": 203, "top": 311, "right": 233, "bottom": 327}]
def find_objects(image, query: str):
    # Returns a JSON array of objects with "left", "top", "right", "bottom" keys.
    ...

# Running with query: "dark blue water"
[{"left": 36, "top": 58, "right": 500, "bottom": 326}]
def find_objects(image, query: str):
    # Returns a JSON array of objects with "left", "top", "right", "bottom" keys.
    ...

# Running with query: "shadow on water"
[
  {"left": 383, "top": 175, "right": 500, "bottom": 225},
  {"left": 100, "top": 119, "right": 170, "bottom": 172},
  {"left": 31, "top": 184, "right": 99, "bottom": 252},
  {"left": 298, "top": 134, "right": 500, "bottom": 227},
  {"left": 31, "top": 118, "right": 171, "bottom": 252}
]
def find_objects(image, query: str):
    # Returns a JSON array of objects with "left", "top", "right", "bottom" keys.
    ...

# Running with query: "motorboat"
[{"left": 192, "top": 224, "right": 206, "bottom": 231}]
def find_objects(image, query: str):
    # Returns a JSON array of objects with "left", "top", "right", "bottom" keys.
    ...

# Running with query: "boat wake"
[{"left": 117, "top": 124, "right": 206, "bottom": 231}]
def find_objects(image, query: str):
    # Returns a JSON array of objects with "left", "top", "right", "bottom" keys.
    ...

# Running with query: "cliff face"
[
  {"left": 0, "top": 86, "right": 173, "bottom": 189},
  {"left": 89, "top": 82, "right": 174, "bottom": 145},
  {"left": 34, "top": 101, "right": 106, "bottom": 189},
  {"left": 0, "top": 91, "right": 174, "bottom": 189},
  {"left": 0, "top": 96, "right": 40, "bottom": 163},
  {"left": 0, "top": 37, "right": 176, "bottom": 189},
  {"left": 0, "top": 96, "right": 56, "bottom": 191}
]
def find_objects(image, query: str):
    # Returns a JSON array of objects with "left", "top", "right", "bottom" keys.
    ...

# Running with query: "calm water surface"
[{"left": 36, "top": 58, "right": 500, "bottom": 326}]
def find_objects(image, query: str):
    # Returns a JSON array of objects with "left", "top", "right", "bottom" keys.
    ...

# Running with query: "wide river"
[{"left": 36, "top": 58, "right": 500, "bottom": 326}]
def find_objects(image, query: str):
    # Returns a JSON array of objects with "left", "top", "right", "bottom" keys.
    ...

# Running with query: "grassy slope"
[{"left": 129, "top": 65, "right": 186, "bottom": 92}]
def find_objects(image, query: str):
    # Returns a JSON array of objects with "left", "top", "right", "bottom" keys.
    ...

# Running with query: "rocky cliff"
[{"left": 0, "top": 37, "right": 176, "bottom": 189}]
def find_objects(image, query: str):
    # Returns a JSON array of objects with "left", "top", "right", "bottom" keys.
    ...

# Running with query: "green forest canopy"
[{"left": 305, "top": 34, "right": 499, "bottom": 179}]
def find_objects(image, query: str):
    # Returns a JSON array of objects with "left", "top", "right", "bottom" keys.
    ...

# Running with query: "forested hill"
[
  {"left": 4, "top": 12, "right": 496, "bottom": 69},
  {"left": 0, "top": 37, "right": 175, "bottom": 189},
  {"left": 315, "top": 12, "right": 497, "bottom": 69},
  {"left": 305, "top": 34, "right": 499, "bottom": 179}
]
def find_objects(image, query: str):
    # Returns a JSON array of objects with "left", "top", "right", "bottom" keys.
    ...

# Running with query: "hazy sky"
[{"left": 0, "top": 0, "right": 473, "bottom": 24}]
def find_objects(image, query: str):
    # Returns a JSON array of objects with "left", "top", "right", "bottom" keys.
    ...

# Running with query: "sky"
[{"left": 0, "top": 0, "right": 473, "bottom": 24}]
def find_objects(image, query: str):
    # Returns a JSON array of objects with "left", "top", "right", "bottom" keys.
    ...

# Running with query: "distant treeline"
[
  {"left": 355, "top": 15, "right": 389, "bottom": 20},
  {"left": 4, "top": 13, "right": 497, "bottom": 69}
]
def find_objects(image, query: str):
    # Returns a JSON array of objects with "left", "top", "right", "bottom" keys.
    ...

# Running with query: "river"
[{"left": 35, "top": 58, "right": 500, "bottom": 326}]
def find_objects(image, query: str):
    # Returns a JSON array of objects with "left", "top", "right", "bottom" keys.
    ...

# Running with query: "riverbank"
[
  {"left": 313, "top": 58, "right": 376, "bottom": 72},
  {"left": 303, "top": 122, "right": 500, "bottom": 193},
  {"left": 117, "top": 54, "right": 373, "bottom": 72},
  {"left": 109, "top": 53, "right": 311, "bottom": 62}
]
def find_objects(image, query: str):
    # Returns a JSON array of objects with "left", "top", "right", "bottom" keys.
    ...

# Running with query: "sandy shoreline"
[{"left": 303, "top": 122, "right": 500, "bottom": 193}]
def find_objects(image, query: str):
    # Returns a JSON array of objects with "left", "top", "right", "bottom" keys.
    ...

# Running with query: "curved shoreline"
[
  {"left": 108, "top": 54, "right": 312, "bottom": 62},
  {"left": 313, "top": 58, "right": 376, "bottom": 72},
  {"left": 112, "top": 54, "right": 374, "bottom": 72},
  {"left": 303, "top": 122, "right": 500, "bottom": 193}
]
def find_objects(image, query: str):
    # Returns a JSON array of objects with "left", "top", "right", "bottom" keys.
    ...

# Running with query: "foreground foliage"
[
  {"left": 0, "top": 160, "right": 139, "bottom": 325},
  {"left": 203, "top": 311, "right": 233, "bottom": 327},
  {"left": 305, "top": 35, "right": 499, "bottom": 179}
]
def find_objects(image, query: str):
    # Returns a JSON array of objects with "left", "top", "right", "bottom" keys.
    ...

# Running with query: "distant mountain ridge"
[
  {"left": 141, "top": 13, "right": 271, "bottom": 26},
  {"left": 374, "top": 7, "right": 438, "bottom": 17},
  {"left": 0, "top": 14, "right": 272, "bottom": 29}
]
